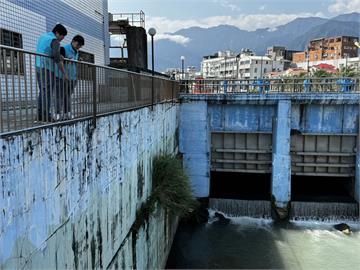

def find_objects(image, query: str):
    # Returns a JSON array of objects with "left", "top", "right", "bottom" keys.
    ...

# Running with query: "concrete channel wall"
[
  {"left": 179, "top": 94, "right": 360, "bottom": 210},
  {"left": 0, "top": 102, "right": 179, "bottom": 269}
]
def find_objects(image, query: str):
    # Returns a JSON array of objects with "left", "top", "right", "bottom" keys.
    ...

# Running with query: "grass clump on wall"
[
  {"left": 152, "top": 155, "right": 198, "bottom": 217},
  {"left": 131, "top": 155, "right": 198, "bottom": 236}
]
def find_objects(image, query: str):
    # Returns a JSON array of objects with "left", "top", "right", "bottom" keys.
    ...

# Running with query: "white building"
[
  {"left": 165, "top": 66, "right": 200, "bottom": 80},
  {"left": 201, "top": 49, "right": 288, "bottom": 80},
  {"left": 201, "top": 50, "right": 237, "bottom": 79},
  {"left": 238, "top": 55, "right": 273, "bottom": 79}
]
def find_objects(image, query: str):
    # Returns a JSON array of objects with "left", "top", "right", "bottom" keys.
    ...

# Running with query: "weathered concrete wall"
[
  {"left": 356, "top": 116, "right": 360, "bottom": 204},
  {"left": 291, "top": 104, "right": 359, "bottom": 134},
  {"left": 179, "top": 101, "right": 210, "bottom": 198},
  {"left": 208, "top": 104, "right": 275, "bottom": 132},
  {"left": 272, "top": 100, "right": 291, "bottom": 208},
  {"left": 0, "top": 102, "right": 178, "bottom": 269}
]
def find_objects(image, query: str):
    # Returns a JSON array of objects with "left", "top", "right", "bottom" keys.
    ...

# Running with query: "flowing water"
[
  {"left": 166, "top": 205, "right": 360, "bottom": 269},
  {"left": 209, "top": 198, "right": 271, "bottom": 218}
]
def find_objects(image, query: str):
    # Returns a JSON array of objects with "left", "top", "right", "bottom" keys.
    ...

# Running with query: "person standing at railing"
[
  {"left": 54, "top": 35, "right": 84, "bottom": 120},
  {"left": 36, "top": 24, "right": 68, "bottom": 122}
]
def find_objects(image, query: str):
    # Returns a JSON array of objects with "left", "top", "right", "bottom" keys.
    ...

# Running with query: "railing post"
[
  {"left": 92, "top": 65, "right": 97, "bottom": 128},
  {"left": 171, "top": 80, "right": 174, "bottom": 105}
]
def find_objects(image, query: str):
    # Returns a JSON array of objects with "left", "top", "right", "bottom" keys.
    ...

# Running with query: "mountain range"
[{"left": 154, "top": 12, "right": 360, "bottom": 71}]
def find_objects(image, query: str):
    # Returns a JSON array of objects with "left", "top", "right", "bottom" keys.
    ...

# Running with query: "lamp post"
[
  {"left": 306, "top": 50, "right": 310, "bottom": 73},
  {"left": 181, "top": 56, "right": 185, "bottom": 80},
  {"left": 148, "top": 27, "right": 156, "bottom": 109},
  {"left": 224, "top": 54, "right": 227, "bottom": 80}
]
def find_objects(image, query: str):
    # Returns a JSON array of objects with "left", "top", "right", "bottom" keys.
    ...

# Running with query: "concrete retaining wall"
[{"left": 0, "top": 102, "right": 178, "bottom": 269}]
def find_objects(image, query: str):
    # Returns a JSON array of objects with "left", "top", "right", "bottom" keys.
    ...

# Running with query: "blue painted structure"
[
  {"left": 179, "top": 101, "right": 210, "bottom": 197},
  {"left": 271, "top": 100, "right": 291, "bottom": 208},
  {"left": 180, "top": 93, "right": 360, "bottom": 209}
]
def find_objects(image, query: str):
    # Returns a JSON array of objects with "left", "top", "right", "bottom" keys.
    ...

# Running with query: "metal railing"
[
  {"left": 0, "top": 45, "right": 178, "bottom": 135},
  {"left": 110, "top": 11, "right": 145, "bottom": 28},
  {"left": 180, "top": 78, "right": 360, "bottom": 94}
]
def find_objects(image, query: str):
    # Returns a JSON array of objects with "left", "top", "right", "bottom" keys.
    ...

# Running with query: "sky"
[{"left": 108, "top": 0, "right": 360, "bottom": 44}]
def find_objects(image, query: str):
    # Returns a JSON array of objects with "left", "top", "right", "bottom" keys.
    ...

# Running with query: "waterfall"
[
  {"left": 290, "top": 201, "right": 359, "bottom": 221},
  {"left": 209, "top": 198, "right": 271, "bottom": 218}
]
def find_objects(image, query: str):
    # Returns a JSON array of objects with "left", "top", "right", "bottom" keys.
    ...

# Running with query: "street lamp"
[
  {"left": 306, "top": 50, "right": 310, "bottom": 73},
  {"left": 181, "top": 56, "right": 185, "bottom": 80},
  {"left": 148, "top": 28, "right": 156, "bottom": 75},
  {"left": 148, "top": 28, "right": 156, "bottom": 109},
  {"left": 344, "top": 52, "right": 348, "bottom": 76}
]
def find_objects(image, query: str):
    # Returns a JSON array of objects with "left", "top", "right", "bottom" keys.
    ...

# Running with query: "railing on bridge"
[
  {"left": 0, "top": 45, "right": 178, "bottom": 135},
  {"left": 180, "top": 78, "right": 360, "bottom": 94}
]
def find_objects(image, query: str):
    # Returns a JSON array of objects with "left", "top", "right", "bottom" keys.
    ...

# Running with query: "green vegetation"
[
  {"left": 338, "top": 66, "right": 358, "bottom": 77},
  {"left": 312, "top": 69, "right": 331, "bottom": 78},
  {"left": 132, "top": 155, "right": 198, "bottom": 234},
  {"left": 152, "top": 155, "right": 199, "bottom": 217}
]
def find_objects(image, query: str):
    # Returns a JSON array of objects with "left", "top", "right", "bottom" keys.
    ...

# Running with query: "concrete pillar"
[
  {"left": 356, "top": 151, "right": 360, "bottom": 204},
  {"left": 271, "top": 100, "right": 291, "bottom": 211},
  {"left": 179, "top": 101, "right": 210, "bottom": 198},
  {"left": 355, "top": 115, "right": 360, "bottom": 204}
]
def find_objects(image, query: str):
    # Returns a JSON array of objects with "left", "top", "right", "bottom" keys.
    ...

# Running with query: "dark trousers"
[
  {"left": 55, "top": 79, "right": 75, "bottom": 114},
  {"left": 37, "top": 68, "right": 55, "bottom": 121}
]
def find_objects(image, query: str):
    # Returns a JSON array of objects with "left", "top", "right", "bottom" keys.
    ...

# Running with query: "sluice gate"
[{"left": 180, "top": 93, "right": 360, "bottom": 219}]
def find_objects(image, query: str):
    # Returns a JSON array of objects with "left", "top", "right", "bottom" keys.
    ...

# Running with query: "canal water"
[{"left": 166, "top": 210, "right": 360, "bottom": 269}]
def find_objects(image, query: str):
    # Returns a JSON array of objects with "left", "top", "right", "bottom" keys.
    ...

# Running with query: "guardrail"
[
  {"left": 180, "top": 78, "right": 360, "bottom": 94},
  {"left": 0, "top": 45, "right": 178, "bottom": 135},
  {"left": 110, "top": 11, "right": 145, "bottom": 28}
]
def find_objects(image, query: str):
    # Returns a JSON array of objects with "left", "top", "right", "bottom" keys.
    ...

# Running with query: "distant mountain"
[
  {"left": 288, "top": 20, "right": 360, "bottom": 51},
  {"left": 154, "top": 13, "right": 360, "bottom": 71},
  {"left": 332, "top": 12, "right": 360, "bottom": 23}
]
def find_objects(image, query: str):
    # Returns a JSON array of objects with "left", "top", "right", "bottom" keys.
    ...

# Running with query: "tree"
[
  {"left": 338, "top": 66, "right": 358, "bottom": 77},
  {"left": 312, "top": 69, "right": 331, "bottom": 78}
]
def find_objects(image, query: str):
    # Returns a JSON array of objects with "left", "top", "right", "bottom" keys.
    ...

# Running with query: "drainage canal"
[
  {"left": 291, "top": 176, "right": 358, "bottom": 220},
  {"left": 209, "top": 172, "right": 272, "bottom": 218}
]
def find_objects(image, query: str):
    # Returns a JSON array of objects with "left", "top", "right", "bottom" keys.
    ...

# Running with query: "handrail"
[
  {"left": 0, "top": 45, "right": 173, "bottom": 82},
  {"left": 179, "top": 77, "right": 360, "bottom": 94},
  {"left": 0, "top": 45, "right": 179, "bottom": 135}
]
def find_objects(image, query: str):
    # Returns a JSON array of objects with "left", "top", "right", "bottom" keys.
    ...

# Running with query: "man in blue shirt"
[
  {"left": 55, "top": 35, "right": 84, "bottom": 120},
  {"left": 36, "top": 24, "right": 67, "bottom": 122}
]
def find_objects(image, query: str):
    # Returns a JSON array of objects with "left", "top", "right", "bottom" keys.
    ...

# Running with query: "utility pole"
[{"left": 224, "top": 53, "right": 227, "bottom": 80}]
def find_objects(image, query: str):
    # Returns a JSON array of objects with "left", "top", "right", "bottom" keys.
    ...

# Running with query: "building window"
[
  {"left": 254, "top": 68, "right": 258, "bottom": 73},
  {"left": 0, "top": 29, "right": 24, "bottom": 75}
]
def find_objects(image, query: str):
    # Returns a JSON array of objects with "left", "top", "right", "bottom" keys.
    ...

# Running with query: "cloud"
[
  {"left": 213, "top": 0, "right": 242, "bottom": 12},
  {"left": 146, "top": 12, "right": 325, "bottom": 35},
  {"left": 110, "top": 35, "right": 125, "bottom": 46},
  {"left": 328, "top": 0, "right": 360, "bottom": 13},
  {"left": 156, "top": 34, "right": 191, "bottom": 45}
]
